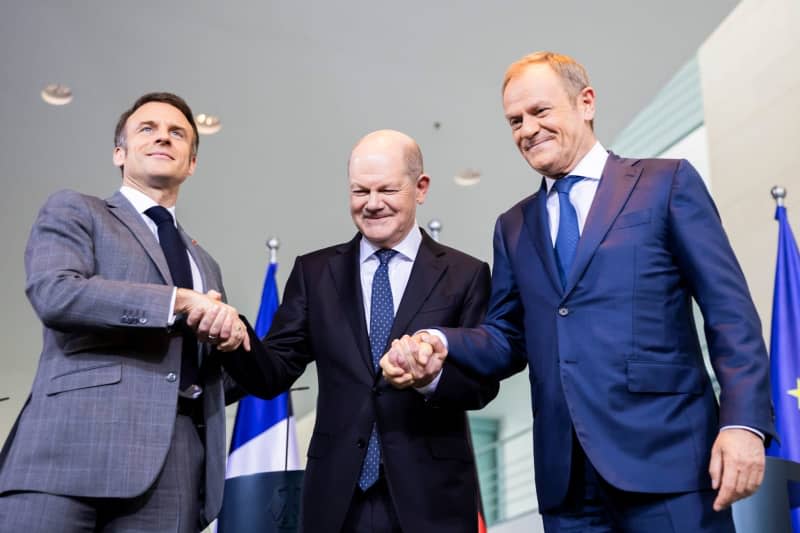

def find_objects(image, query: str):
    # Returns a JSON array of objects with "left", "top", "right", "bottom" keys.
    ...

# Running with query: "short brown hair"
[
  {"left": 114, "top": 92, "right": 199, "bottom": 155},
  {"left": 503, "top": 51, "right": 591, "bottom": 99}
]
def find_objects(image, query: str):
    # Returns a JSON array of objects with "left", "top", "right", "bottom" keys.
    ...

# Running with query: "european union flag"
[{"left": 767, "top": 203, "right": 800, "bottom": 531}]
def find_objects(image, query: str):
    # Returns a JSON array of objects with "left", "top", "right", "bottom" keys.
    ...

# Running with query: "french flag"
[{"left": 217, "top": 261, "right": 301, "bottom": 532}]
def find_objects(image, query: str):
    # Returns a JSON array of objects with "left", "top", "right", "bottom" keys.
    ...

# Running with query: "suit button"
[
  {"left": 166, "top": 372, "right": 177, "bottom": 383},
  {"left": 356, "top": 438, "right": 366, "bottom": 449},
  {"left": 558, "top": 307, "right": 569, "bottom": 316},
  {"left": 139, "top": 317, "right": 148, "bottom": 324}
]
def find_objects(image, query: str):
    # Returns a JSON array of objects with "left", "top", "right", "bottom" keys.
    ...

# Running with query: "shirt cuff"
[
  {"left": 167, "top": 287, "right": 177, "bottom": 326},
  {"left": 720, "top": 425, "right": 765, "bottom": 441},
  {"left": 411, "top": 329, "right": 449, "bottom": 397},
  {"left": 414, "top": 369, "right": 443, "bottom": 397},
  {"left": 423, "top": 329, "right": 449, "bottom": 350}
]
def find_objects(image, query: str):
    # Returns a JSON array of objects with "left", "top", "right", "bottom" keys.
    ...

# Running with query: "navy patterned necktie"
[
  {"left": 144, "top": 206, "right": 199, "bottom": 392},
  {"left": 358, "top": 248, "right": 397, "bottom": 491},
  {"left": 554, "top": 176, "right": 584, "bottom": 289}
]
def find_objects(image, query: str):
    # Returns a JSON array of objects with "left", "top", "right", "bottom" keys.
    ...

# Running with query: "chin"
[{"left": 363, "top": 232, "right": 390, "bottom": 246}]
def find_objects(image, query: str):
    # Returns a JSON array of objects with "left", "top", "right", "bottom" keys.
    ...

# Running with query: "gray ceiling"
[{"left": 0, "top": 0, "right": 739, "bottom": 425}]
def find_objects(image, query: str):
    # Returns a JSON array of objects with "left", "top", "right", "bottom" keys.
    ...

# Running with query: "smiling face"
[
  {"left": 348, "top": 131, "right": 429, "bottom": 249},
  {"left": 503, "top": 63, "right": 596, "bottom": 178},
  {"left": 113, "top": 101, "right": 197, "bottom": 197}
]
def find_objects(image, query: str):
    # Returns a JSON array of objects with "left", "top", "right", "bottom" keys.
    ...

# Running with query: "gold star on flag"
[{"left": 789, "top": 378, "right": 800, "bottom": 410}]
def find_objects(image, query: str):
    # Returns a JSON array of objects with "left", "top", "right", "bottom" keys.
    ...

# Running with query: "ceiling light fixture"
[
  {"left": 453, "top": 168, "right": 481, "bottom": 187},
  {"left": 41, "top": 84, "right": 73, "bottom": 105},
  {"left": 195, "top": 113, "right": 221, "bottom": 135}
]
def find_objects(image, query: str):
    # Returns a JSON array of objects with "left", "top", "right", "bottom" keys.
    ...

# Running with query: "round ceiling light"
[
  {"left": 454, "top": 168, "right": 481, "bottom": 187},
  {"left": 41, "top": 84, "right": 73, "bottom": 105},
  {"left": 195, "top": 113, "right": 221, "bottom": 135}
]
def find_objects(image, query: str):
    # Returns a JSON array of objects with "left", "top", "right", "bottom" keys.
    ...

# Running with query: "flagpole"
[
  {"left": 772, "top": 185, "right": 786, "bottom": 206},
  {"left": 427, "top": 219, "right": 442, "bottom": 242},
  {"left": 267, "top": 237, "right": 279, "bottom": 265},
  {"left": 265, "top": 236, "right": 292, "bottom": 470}
]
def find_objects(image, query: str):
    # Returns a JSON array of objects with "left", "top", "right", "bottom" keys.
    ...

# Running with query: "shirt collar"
[
  {"left": 120, "top": 185, "right": 177, "bottom": 223},
  {"left": 544, "top": 141, "right": 608, "bottom": 194},
  {"left": 359, "top": 224, "right": 422, "bottom": 264}
]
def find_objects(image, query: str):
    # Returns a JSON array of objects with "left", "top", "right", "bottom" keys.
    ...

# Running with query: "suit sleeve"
[
  {"left": 205, "top": 271, "right": 249, "bottom": 405},
  {"left": 667, "top": 160, "right": 775, "bottom": 439},
  {"left": 440, "top": 217, "right": 528, "bottom": 380},
  {"left": 25, "top": 190, "right": 173, "bottom": 331},
  {"left": 223, "top": 255, "right": 314, "bottom": 400},
  {"left": 428, "top": 261, "right": 500, "bottom": 410}
]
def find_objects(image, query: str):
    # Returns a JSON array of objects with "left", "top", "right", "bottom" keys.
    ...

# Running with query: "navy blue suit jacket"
[
  {"left": 441, "top": 154, "right": 775, "bottom": 511},
  {"left": 228, "top": 231, "right": 498, "bottom": 533}
]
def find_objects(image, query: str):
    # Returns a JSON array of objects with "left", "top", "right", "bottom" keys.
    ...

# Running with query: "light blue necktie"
[
  {"left": 554, "top": 176, "right": 584, "bottom": 289},
  {"left": 358, "top": 248, "right": 397, "bottom": 491}
]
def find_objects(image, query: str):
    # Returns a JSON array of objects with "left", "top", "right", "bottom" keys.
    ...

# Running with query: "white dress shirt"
[
  {"left": 359, "top": 225, "right": 441, "bottom": 394},
  {"left": 544, "top": 141, "right": 608, "bottom": 242},
  {"left": 359, "top": 225, "right": 421, "bottom": 333},
  {"left": 120, "top": 186, "right": 203, "bottom": 322}
]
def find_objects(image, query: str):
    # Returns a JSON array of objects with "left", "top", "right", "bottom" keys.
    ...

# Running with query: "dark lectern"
[
  {"left": 732, "top": 457, "right": 800, "bottom": 533},
  {"left": 216, "top": 470, "right": 305, "bottom": 533}
]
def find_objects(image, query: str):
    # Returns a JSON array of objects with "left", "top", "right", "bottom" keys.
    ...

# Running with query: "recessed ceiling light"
[
  {"left": 41, "top": 84, "right": 73, "bottom": 105},
  {"left": 454, "top": 168, "right": 481, "bottom": 187},
  {"left": 195, "top": 113, "right": 221, "bottom": 135}
]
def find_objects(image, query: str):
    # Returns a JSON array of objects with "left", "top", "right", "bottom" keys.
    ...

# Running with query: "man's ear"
[
  {"left": 112, "top": 146, "right": 125, "bottom": 168},
  {"left": 578, "top": 86, "right": 596, "bottom": 122},
  {"left": 416, "top": 174, "right": 431, "bottom": 204}
]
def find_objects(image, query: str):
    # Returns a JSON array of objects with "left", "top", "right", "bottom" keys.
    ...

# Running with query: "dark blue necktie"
[
  {"left": 358, "top": 248, "right": 397, "bottom": 491},
  {"left": 554, "top": 176, "right": 584, "bottom": 289},
  {"left": 144, "top": 206, "right": 199, "bottom": 392}
]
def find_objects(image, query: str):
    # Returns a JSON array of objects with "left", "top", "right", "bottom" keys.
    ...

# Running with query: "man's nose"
[
  {"left": 519, "top": 115, "right": 540, "bottom": 138},
  {"left": 154, "top": 127, "right": 172, "bottom": 144},
  {"left": 365, "top": 191, "right": 383, "bottom": 210}
]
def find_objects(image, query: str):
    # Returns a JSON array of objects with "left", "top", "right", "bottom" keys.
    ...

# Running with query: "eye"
[
  {"left": 351, "top": 189, "right": 369, "bottom": 196},
  {"left": 508, "top": 118, "right": 521, "bottom": 130},
  {"left": 535, "top": 107, "right": 550, "bottom": 117},
  {"left": 170, "top": 130, "right": 185, "bottom": 139},
  {"left": 140, "top": 126, "right": 153, "bottom": 134}
]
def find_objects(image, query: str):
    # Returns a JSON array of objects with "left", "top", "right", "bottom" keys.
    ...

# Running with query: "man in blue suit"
[{"left": 382, "top": 51, "right": 775, "bottom": 532}]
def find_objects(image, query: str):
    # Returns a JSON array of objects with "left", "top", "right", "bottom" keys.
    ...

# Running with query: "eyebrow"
[{"left": 134, "top": 120, "right": 188, "bottom": 135}]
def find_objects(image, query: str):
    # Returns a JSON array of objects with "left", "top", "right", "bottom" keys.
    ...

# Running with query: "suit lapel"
[
  {"left": 564, "top": 153, "right": 642, "bottom": 294},
  {"left": 388, "top": 231, "right": 446, "bottom": 344},
  {"left": 106, "top": 191, "right": 172, "bottom": 284},
  {"left": 523, "top": 181, "right": 562, "bottom": 294},
  {"left": 328, "top": 235, "right": 373, "bottom": 375}
]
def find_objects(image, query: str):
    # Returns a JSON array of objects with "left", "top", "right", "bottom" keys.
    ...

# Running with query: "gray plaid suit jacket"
[{"left": 0, "top": 189, "right": 236, "bottom": 527}]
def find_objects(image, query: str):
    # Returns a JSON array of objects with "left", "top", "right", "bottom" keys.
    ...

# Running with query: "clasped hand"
[
  {"left": 175, "top": 288, "right": 251, "bottom": 352},
  {"left": 380, "top": 332, "right": 447, "bottom": 389}
]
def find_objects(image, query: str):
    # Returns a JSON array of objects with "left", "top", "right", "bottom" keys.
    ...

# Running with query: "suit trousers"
[
  {"left": 340, "top": 475, "right": 403, "bottom": 533},
  {"left": 541, "top": 438, "right": 735, "bottom": 533},
  {"left": 0, "top": 414, "right": 205, "bottom": 533}
]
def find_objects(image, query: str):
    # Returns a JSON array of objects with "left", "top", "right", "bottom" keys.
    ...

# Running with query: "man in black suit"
[{"left": 234, "top": 129, "right": 498, "bottom": 532}]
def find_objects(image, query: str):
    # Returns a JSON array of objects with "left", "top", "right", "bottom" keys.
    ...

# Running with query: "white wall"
[{"left": 698, "top": 0, "right": 800, "bottom": 344}]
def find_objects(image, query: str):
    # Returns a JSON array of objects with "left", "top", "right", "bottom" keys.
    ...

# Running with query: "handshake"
[
  {"left": 380, "top": 332, "right": 448, "bottom": 389},
  {"left": 175, "top": 288, "right": 251, "bottom": 353}
]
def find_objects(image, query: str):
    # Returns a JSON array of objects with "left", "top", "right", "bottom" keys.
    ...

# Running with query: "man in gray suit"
[{"left": 0, "top": 92, "right": 251, "bottom": 532}]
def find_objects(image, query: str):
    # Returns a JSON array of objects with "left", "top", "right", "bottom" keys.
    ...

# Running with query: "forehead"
[
  {"left": 126, "top": 101, "right": 191, "bottom": 130},
  {"left": 503, "top": 64, "right": 570, "bottom": 110},
  {"left": 349, "top": 147, "right": 408, "bottom": 184}
]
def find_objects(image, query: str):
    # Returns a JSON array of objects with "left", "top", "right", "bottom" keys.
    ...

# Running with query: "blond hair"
[{"left": 503, "top": 51, "right": 591, "bottom": 98}]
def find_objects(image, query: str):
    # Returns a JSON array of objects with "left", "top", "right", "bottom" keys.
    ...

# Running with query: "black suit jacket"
[{"left": 231, "top": 230, "right": 498, "bottom": 533}]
